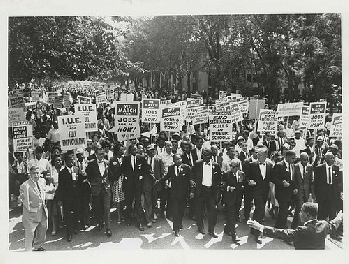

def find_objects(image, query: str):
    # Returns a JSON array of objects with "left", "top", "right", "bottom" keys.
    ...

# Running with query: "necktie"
[
  {"left": 176, "top": 166, "right": 178, "bottom": 176},
  {"left": 36, "top": 182, "right": 41, "bottom": 196},
  {"left": 303, "top": 165, "right": 306, "bottom": 179},
  {"left": 289, "top": 164, "right": 292, "bottom": 180},
  {"left": 328, "top": 166, "right": 332, "bottom": 184}
]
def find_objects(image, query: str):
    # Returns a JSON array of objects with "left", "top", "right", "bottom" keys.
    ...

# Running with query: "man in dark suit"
[
  {"left": 181, "top": 141, "right": 194, "bottom": 166},
  {"left": 191, "top": 136, "right": 204, "bottom": 162},
  {"left": 246, "top": 146, "right": 273, "bottom": 242},
  {"left": 85, "top": 146, "right": 112, "bottom": 237},
  {"left": 272, "top": 150, "right": 297, "bottom": 229},
  {"left": 56, "top": 150, "right": 81, "bottom": 242},
  {"left": 248, "top": 202, "right": 343, "bottom": 250},
  {"left": 314, "top": 151, "right": 342, "bottom": 221},
  {"left": 291, "top": 152, "right": 314, "bottom": 228},
  {"left": 191, "top": 148, "right": 222, "bottom": 238},
  {"left": 222, "top": 159, "right": 244, "bottom": 243},
  {"left": 211, "top": 144, "right": 223, "bottom": 168},
  {"left": 156, "top": 154, "right": 192, "bottom": 236},
  {"left": 121, "top": 144, "right": 149, "bottom": 231}
]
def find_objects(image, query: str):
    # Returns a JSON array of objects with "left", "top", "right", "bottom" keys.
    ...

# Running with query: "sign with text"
[
  {"left": 299, "top": 106, "right": 310, "bottom": 129},
  {"left": 114, "top": 102, "right": 140, "bottom": 141},
  {"left": 78, "top": 96, "right": 93, "bottom": 104},
  {"left": 160, "top": 106, "right": 183, "bottom": 132},
  {"left": 209, "top": 114, "right": 233, "bottom": 142},
  {"left": 9, "top": 108, "right": 26, "bottom": 126},
  {"left": 9, "top": 95, "right": 25, "bottom": 108},
  {"left": 192, "top": 106, "right": 209, "bottom": 125},
  {"left": 142, "top": 99, "right": 161, "bottom": 123},
  {"left": 309, "top": 102, "right": 326, "bottom": 129},
  {"left": 277, "top": 102, "right": 303, "bottom": 117},
  {"left": 74, "top": 104, "right": 98, "bottom": 132},
  {"left": 329, "top": 113, "right": 342, "bottom": 137},
  {"left": 31, "top": 91, "right": 40, "bottom": 102},
  {"left": 12, "top": 123, "right": 33, "bottom": 152},
  {"left": 47, "top": 92, "right": 57, "bottom": 105},
  {"left": 96, "top": 93, "right": 108, "bottom": 105},
  {"left": 58, "top": 114, "right": 86, "bottom": 151},
  {"left": 257, "top": 109, "right": 277, "bottom": 135}
]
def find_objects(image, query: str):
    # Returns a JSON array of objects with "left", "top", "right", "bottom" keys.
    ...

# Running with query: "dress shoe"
[
  {"left": 167, "top": 216, "right": 173, "bottom": 222},
  {"left": 208, "top": 232, "right": 218, "bottom": 238},
  {"left": 198, "top": 227, "right": 205, "bottom": 235},
  {"left": 33, "top": 246, "right": 46, "bottom": 251},
  {"left": 153, "top": 213, "right": 158, "bottom": 220},
  {"left": 224, "top": 229, "right": 232, "bottom": 236},
  {"left": 138, "top": 223, "right": 144, "bottom": 231},
  {"left": 232, "top": 233, "right": 240, "bottom": 244},
  {"left": 126, "top": 220, "right": 131, "bottom": 226},
  {"left": 147, "top": 222, "right": 152, "bottom": 228},
  {"left": 67, "top": 235, "right": 72, "bottom": 242},
  {"left": 152, "top": 218, "right": 157, "bottom": 223},
  {"left": 106, "top": 229, "right": 112, "bottom": 237},
  {"left": 51, "top": 231, "right": 56, "bottom": 236},
  {"left": 179, "top": 224, "right": 183, "bottom": 230},
  {"left": 174, "top": 230, "right": 180, "bottom": 237}
]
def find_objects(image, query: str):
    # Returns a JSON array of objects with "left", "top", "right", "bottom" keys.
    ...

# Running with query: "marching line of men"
[{"left": 19, "top": 131, "right": 343, "bottom": 250}]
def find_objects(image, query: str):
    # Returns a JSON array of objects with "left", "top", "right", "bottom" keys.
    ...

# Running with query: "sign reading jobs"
[
  {"left": 74, "top": 104, "right": 98, "bottom": 132},
  {"left": 209, "top": 114, "right": 233, "bottom": 142},
  {"left": 160, "top": 106, "right": 183, "bottom": 132},
  {"left": 115, "top": 102, "right": 140, "bottom": 141},
  {"left": 58, "top": 114, "right": 86, "bottom": 151},
  {"left": 309, "top": 102, "right": 326, "bottom": 129},
  {"left": 142, "top": 99, "right": 160, "bottom": 123}
]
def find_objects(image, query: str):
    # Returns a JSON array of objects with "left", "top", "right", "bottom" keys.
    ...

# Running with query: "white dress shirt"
[
  {"left": 202, "top": 162, "right": 213, "bottom": 187},
  {"left": 259, "top": 162, "right": 266, "bottom": 179}
]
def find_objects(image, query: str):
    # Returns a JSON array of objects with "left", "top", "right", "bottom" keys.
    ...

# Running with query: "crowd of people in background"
[{"left": 9, "top": 85, "right": 343, "bottom": 251}]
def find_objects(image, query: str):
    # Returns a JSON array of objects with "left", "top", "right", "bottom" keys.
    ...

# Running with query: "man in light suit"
[
  {"left": 86, "top": 146, "right": 112, "bottom": 237},
  {"left": 191, "top": 148, "right": 222, "bottom": 237},
  {"left": 20, "top": 165, "right": 48, "bottom": 251},
  {"left": 291, "top": 152, "right": 314, "bottom": 228}
]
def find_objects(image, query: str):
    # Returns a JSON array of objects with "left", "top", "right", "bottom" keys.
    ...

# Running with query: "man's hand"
[
  {"left": 190, "top": 180, "right": 196, "bottom": 188},
  {"left": 189, "top": 192, "right": 195, "bottom": 199},
  {"left": 139, "top": 176, "right": 143, "bottom": 180},
  {"left": 293, "top": 189, "right": 298, "bottom": 194},
  {"left": 247, "top": 220, "right": 264, "bottom": 232},
  {"left": 333, "top": 210, "right": 343, "bottom": 223},
  {"left": 283, "top": 180, "right": 290, "bottom": 187},
  {"left": 248, "top": 180, "right": 256, "bottom": 186},
  {"left": 57, "top": 201, "right": 63, "bottom": 207}
]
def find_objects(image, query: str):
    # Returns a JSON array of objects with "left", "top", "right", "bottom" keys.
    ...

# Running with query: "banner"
[
  {"left": 78, "top": 96, "right": 93, "bottom": 104},
  {"left": 74, "top": 104, "right": 98, "bottom": 132},
  {"left": 299, "top": 106, "right": 310, "bottom": 129},
  {"left": 192, "top": 106, "right": 209, "bottom": 125},
  {"left": 209, "top": 114, "right": 233, "bottom": 142},
  {"left": 160, "top": 106, "right": 184, "bottom": 132},
  {"left": 238, "top": 98, "right": 249, "bottom": 114},
  {"left": 114, "top": 102, "right": 140, "bottom": 141},
  {"left": 142, "top": 99, "right": 161, "bottom": 123},
  {"left": 12, "top": 124, "right": 33, "bottom": 152},
  {"left": 257, "top": 109, "right": 277, "bottom": 135},
  {"left": 329, "top": 113, "right": 342, "bottom": 137},
  {"left": 96, "top": 93, "right": 108, "bottom": 105},
  {"left": 276, "top": 102, "right": 303, "bottom": 117},
  {"left": 58, "top": 114, "right": 86, "bottom": 151},
  {"left": 308, "top": 102, "right": 327, "bottom": 129},
  {"left": 9, "top": 108, "right": 26, "bottom": 126},
  {"left": 248, "top": 98, "right": 265, "bottom": 119},
  {"left": 187, "top": 98, "right": 201, "bottom": 108},
  {"left": 63, "top": 93, "right": 71, "bottom": 108}
]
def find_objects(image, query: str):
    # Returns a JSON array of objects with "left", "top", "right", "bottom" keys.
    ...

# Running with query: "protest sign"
[
  {"left": 9, "top": 108, "right": 26, "bottom": 126},
  {"left": 12, "top": 123, "right": 33, "bottom": 152},
  {"left": 53, "top": 95, "right": 63, "bottom": 109},
  {"left": 58, "top": 114, "right": 86, "bottom": 151},
  {"left": 308, "top": 102, "right": 326, "bottom": 129},
  {"left": 192, "top": 106, "right": 209, "bottom": 125},
  {"left": 63, "top": 93, "right": 71, "bottom": 108},
  {"left": 74, "top": 104, "right": 98, "bottom": 132},
  {"left": 78, "top": 96, "right": 93, "bottom": 104},
  {"left": 219, "top": 91, "right": 227, "bottom": 101},
  {"left": 142, "top": 99, "right": 161, "bottom": 123},
  {"left": 96, "top": 93, "right": 108, "bottom": 105},
  {"left": 9, "top": 95, "right": 25, "bottom": 108},
  {"left": 187, "top": 98, "right": 201, "bottom": 108},
  {"left": 47, "top": 92, "right": 57, "bottom": 105},
  {"left": 257, "top": 109, "right": 277, "bottom": 135},
  {"left": 209, "top": 113, "right": 233, "bottom": 142},
  {"left": 114, "top": 102, "right": 140, "bottom": 141},
  {"left": 277, "top": 102, "right": 303, "bottom": 117},
  {"left": 299, "top": 106, "right": 310, "bottom": 129},
  {"left": 238, "top": 98, "right": 249, "bottom": 114},
  {"left": 329, "top": 113, "right": 342, "bottom": 137},
  {"left": 248, "top": 98, "right": 265, "bottom": 119},
  {"left": 160, "top": 105, "right": 183, "bottom": 132},
  {"left": 31, "top": 91, "right": 40, "bottom": 102}
]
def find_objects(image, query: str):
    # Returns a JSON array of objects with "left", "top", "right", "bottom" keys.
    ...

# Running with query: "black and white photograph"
[{"left": 3, "top": 0, "right": 348, "bottom": 263}]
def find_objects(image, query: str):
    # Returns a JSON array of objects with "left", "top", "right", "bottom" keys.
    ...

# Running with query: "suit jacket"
[
  {"left": 55, "top": 166, "right": 80, "bottom": 208},
  {"left": 247, "top": 161, "right": 273, "bottom": 199},
  {"left": 272, "top": 160, "right": 296, "bottom": 203},
  {"left": 191, "top": 148, "right": 200, "bottom": 163},
  {"left": 294, "top": 163, "right": 313, "bottom": 201},
  {"left": 121, "top": 154, "right": 149, "bottom": 190},
  {"left": 263, "top": 219, "right": 341, "bottom": 250},
  {"left": 86, "top": 158, "right": 110, "bottom": 196},
  {"left": 20, "top": 178, "right": 48, "bottom": 223},
  {"left": 313, "top": 164, "right": 341, "bottom": 202},
  {"left": 222, "top": 170, "right": 243, "bottom": 196},
  {"left": 181, "top": 152, "right": 194, "bottom": 167},
  {"left": 211, "top": 155, "right": 223, "bottom": 168},
  {"left": 148, "top": 156, "right": 164, "bottom": 192},
  {"left": 161, "top": 164, "right": 192, "bottom": 200},
  {"left": 191, "top": 160, "right": 222, "bottom": 203}
]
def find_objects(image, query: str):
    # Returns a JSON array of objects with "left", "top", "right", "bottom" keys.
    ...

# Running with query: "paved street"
[{"left": 9, "top": 205, "right": 341, "bottom": 251}]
